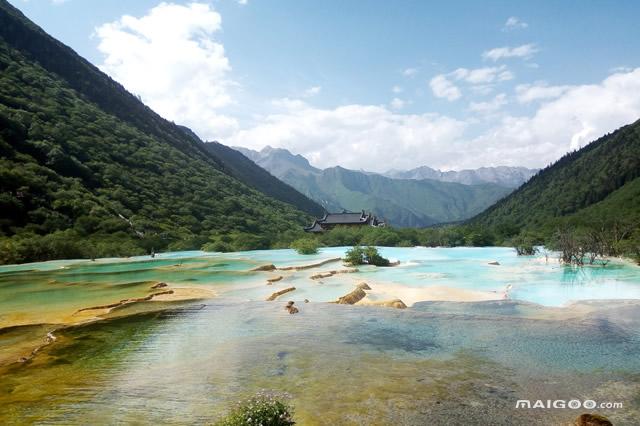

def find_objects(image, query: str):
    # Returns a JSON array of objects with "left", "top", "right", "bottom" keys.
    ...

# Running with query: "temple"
[{"left": 304, "top": 210, "right": 385, "bottom": 233}]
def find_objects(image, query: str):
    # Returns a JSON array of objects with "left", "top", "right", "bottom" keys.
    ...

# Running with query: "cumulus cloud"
[
  {"left": 451, "top": 65, "right": 513, "bottom": 84},
  {"left": 515, "top": 82, "right": 572, "bottom": 103},
  {"left": 95, "top": 2, "right": 239, "bottom": 139},
  {"left": 227, "top": 100, "right": 467, "bottom": 171},
  {"left": 468, "top": 68, "right": 640, "bottom": 167},
  {"left": 482, "top": 43, "right": 539, "bottom": 61},
  {"left": 430, "top": 65, "right": 513, "bottom": 100},
  {"left": 503, "top": 16, "right": 528, "bottom": 31},
  {"left": 429, "top": 74, "right": 462, "bottom": 101},
  {"left": 392, "top": 85, "right": 403, "bottom": 94},
  {"left": 229, "top": 68, "right": 640, "bottom": 171},
  {"left": 468, "top": 93, "right": 507, "bottom": 114}
]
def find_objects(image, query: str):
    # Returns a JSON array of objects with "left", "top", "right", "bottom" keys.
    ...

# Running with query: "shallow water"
[{"left": 1, "top": 248, "right": 640, "bottom": 425}]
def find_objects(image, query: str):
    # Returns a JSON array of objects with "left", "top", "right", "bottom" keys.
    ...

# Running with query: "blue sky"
[{"left": 13, "top": 0, "right": 640, "bottom": 171}]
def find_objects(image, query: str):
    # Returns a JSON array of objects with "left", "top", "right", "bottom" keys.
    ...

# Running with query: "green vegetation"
[
  {"left": 345, "top": 245, "right": 390, "bottom": 266},
  {"left": 0, "top": 3, "right": 314, "bottom": 265},
  {"left": 215, "top": 393, "right": 295, "bottom": 426},
  {"left": 290, "top": 238, "right": 319, "bottom": 255},
  {"left": 471, "top": 119, "right": 640, "bottom": 261},
  {"left": 271, "top": 166, "right": 512, "bottom": 227},
  {"left": 204, "top": 141, "right": 323, "bottom": 217}
]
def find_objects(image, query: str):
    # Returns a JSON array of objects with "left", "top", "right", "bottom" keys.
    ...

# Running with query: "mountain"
[
  {"left": 203, "top": 141, "right": 323, "bottom": 217},
  {"left": 384, "top": 165, "right": 537, "bottom": 188},
  {"left": 472, "top": 119, "right": 640, "bottom": 234},
  {"left": 236, "top": 146, "right": 512, "bottom": 227},
  {"left": 0, "top": 0, "right": 314, "bottom": 264},
  {"left": 235, "top": 146, "right": 321, "bottom": 177}
]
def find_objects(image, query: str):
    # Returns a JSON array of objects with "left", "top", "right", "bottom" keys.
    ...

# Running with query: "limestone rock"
[
  {"left": 574, "top": 413, "right": 613, "bottom": 426},
  {"left": 356, "top": 282, "right": 371, "bottom": 290},
  {"left": 251, "top": 264, "right": 276, "bottom": 272},
  {"left": 266, "top": 287, "right": 296, "bottom": 301},
  {"left": 336, "top": 288, "right": 366, "bottom": 305}
]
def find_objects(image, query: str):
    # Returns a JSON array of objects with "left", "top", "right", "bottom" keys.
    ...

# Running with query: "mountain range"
[{"left": 234, "top": 146, "right": 535, "bottom": 227}]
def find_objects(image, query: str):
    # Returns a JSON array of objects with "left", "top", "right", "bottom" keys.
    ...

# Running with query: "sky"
[{"left": 13, "top": 0, "right": 640, "bottom": 172}]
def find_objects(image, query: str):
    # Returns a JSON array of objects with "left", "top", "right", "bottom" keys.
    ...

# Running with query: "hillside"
[
  {"left": 235, "top": 146, "right": 512, "bottom": 227},
  {"left": 0, "top": 1, "right": 312, "bottom": 264},
  {"left": 472, "top": 119, "right": 640, "bottom": 235},
  {"left": 203, "top": 141, "right": 323, "bottom": 217}
]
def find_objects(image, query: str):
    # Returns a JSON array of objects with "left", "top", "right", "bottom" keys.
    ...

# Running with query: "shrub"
[
  {"left": 215, "top": 393, "right": 295, "bottom": 426},
  {"left": 290, "top": 238, "right": 319, "bottom": 255},
  {"left": 344, "top": 245, "right": 390, "bottom": 266}
]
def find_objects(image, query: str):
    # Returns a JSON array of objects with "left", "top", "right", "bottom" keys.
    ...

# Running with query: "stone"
[
  {"left": 287, "top": 306, "right": 299, "bottom": 314},
  {"left": 357, "top": 282, "right": 372, "bottom": 290},
  {"left": 251, "top": 264, "right": 276, "bottom": 272},
  {"left": 336, "top": 288, "right": 366, "bottom": 305},
  {"left": 266, "top": 287, "right": 296, "bottom": 301},
  {"left": 574, "top": 413, "right": 613, "bottom": 426},
  {"left": 267, "top": 276, "right": 283, "bottom": 284},
  {"left": 488, "top": 261, "right": 500, "bottom": 265},
  {"left": 151, "top": 282, "right": 168, "bottom": 289},
  {"left": 304, "top": 299, "right": 309, "bottom": 303}
]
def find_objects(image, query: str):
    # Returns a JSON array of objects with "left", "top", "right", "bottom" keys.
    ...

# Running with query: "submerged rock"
[
  {"left": 266, "top": 287, "right": 296, "bottom": 301},
  {"left": 251, "top": 264, "right": 277, "bottom": 272},
  {"left": 378, "top": 299, "right": 407, "bottom": 309},
  {"left": 336, "top": 288, "right": 366, "bottom": 305},
  {"left": 310, "top": 268, "right": 359, "bottom": 280},
  {"left": 284, "top": 300, "right": 299, "bottom": 314},
  {"left": 267, "top": 276, "right": 283, "bottom": 285},
  {"left": 574, "top": 413, "right": 613, "bottom": 426},
  {"left": 151, "top": 282, "right": 168, "bottom": 289},
  {"left": 278, "top": 257, "right": 341, "bottom": 271}
]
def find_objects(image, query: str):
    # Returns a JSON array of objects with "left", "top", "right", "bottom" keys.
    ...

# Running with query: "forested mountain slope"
[
  {"left": 472, "top": 119, "right": 640, "bottom": 234},
  {"left": 0, "top": 1, "right": 312, "bottom": 264},
  {"left": 203, "top": 141, "right": 323, "bottom": 217}
]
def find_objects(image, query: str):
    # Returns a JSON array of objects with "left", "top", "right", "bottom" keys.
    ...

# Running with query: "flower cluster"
[{"left": 216, "top": 390, "right": 295, "bottom": 426}]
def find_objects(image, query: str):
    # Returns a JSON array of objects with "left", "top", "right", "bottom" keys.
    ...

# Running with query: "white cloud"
[
  {"left": 402, "top": 67, "right": 418, "bottom": 77},
  {"left": 303, "top": 86, "right": 322, "bottom": 97},
  {"left": 95, "top": 2, "right": 239, "bottom": 140},
  {"left": 515, "top": 82, "right": 572, "bottom": 103},
  {"left": 230, "top": 68, "right": 640, "bottom": 171},
  {"left": 503, "top": 16, "right": 528, "bottom": 31},
  {"left": 227, "top": 101, "right": 467, "bottom": 171},
  {"left": 392, "top": 85, "right": 403, "bottom": 94},
  {"left": 451, "top": 65, "right": 513, "bottom": 84},
  {"left": 236, "top": 0, "right": 248, "bottom": 5},
  {"left": 390, "top": 98, "right": 405, "bottom": 110},
  {"left": 429, "top": 74, "right": 462, "bottom": 101},
  {"left": 467, "top": 68, "right": 640, "bottom": 168},
  {"left": 468, "top": 93, "right": 507, "bottom": 114},
  {"left": 482, "top": 43, "right": 539, "bottom": 61}
]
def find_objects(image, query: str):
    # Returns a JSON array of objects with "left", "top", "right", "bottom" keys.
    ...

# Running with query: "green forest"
[{"left": 0, "top": 35, "right": 313, "bottom": 264}]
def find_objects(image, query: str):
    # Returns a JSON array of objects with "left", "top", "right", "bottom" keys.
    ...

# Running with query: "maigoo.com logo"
[{"left": 515, "top": 399, "right": 623, "bottom": 409}]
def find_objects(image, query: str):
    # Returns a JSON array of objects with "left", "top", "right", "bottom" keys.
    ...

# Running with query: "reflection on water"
[{"left": 1, "top": 248, "right": 640, "bottom": 424}]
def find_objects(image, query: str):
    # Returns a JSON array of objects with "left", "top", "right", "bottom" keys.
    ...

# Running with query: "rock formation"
[{"left": 266, "top": 287, "right": 296, "bottom": 301}]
